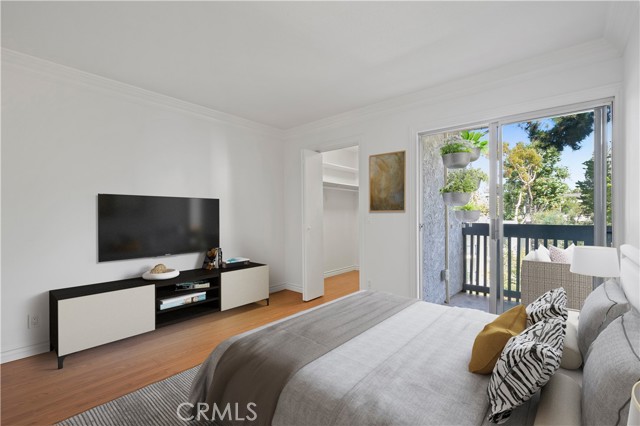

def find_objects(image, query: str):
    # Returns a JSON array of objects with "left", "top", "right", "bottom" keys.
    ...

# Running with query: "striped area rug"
[{"left": 57, "top": 366, "right": 206, "bottom": 426}]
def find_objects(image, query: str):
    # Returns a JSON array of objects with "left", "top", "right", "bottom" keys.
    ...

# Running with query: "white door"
[{"left": 302, "top": 149, "right": 324, "bottom": 301}]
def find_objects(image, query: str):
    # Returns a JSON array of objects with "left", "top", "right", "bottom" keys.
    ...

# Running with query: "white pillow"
[
  {"left": 538, "top": 245, "right": 550, "bottom": 258},
  {"left": 560, "top": 310, "right": 582, "bottom": 369},
  {"left": 549, "top": 244, "right": 575, "bottom": 264},
  {"left": 524, "top": 248, "right": 552, "bottom": 262},
  {"left": 534, "top": 372, "right": 581, "bottom": 426}
]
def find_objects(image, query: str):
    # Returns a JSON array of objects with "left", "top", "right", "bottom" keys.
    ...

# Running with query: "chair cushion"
[
  {"left": 582, "top": 310, "right": 640, "bottom": 426},
  {"left": 578, "top": 279, "right": 630, "bottom": 359},
  {"left": 487, "top": 317, "right": 566, "bottom": 424},
  {"left": 526, "top": 287, "right": 568, "bottom": 326},
  {"left": 468, "top": 305, "right": 528, "bottom": 374}
]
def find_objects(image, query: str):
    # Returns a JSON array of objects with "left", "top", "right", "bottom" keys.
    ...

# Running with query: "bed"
[{"left": 189, "top": 244, "right": 640, "bottom": 426}]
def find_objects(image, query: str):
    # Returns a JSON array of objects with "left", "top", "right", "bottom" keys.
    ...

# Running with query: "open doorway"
[{"left": 322, "top": 146, "right": 360, "bottom": 292}]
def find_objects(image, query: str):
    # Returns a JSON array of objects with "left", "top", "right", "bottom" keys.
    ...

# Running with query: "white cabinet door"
[
  {"left": 221, "top": 265, "right": 269, "bottom": 311},
  {"left": 58, "top": 285, "right": 155, "bottom": 356}
]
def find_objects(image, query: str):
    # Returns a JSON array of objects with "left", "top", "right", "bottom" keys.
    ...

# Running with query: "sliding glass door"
[
  {"left": 489, "top": 102, "right": 613, "bottom": 313},
  {"left": 419, "top": 100, "right": 613, "bottom": 313}
]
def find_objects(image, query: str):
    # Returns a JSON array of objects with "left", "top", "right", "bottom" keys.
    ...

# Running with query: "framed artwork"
[{"left": 369, "top": 150, "right": 405, "bottom": 212}]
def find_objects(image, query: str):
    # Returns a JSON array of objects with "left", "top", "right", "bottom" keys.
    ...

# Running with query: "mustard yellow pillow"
[{"left": 468, "top": 305, "right": 527, "bottom": 374}]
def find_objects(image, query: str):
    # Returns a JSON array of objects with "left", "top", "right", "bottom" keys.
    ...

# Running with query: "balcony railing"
[{"left": 462, "top": 223, "right": 613, "bottom": 301}]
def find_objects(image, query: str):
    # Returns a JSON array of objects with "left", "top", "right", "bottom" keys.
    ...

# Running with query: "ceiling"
[{"left": 1, "top": 1, "right": 631, "bottom": 129}]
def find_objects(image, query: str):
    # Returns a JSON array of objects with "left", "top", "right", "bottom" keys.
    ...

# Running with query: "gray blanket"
[
  {"left": 190, "top": 292, "right": 537, "bottom": 425},
  {"left": 199, "top": 291, "right": 416, "bottom": 425}
]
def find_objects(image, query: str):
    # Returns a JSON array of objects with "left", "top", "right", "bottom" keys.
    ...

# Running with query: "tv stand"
[{"left": 50, "top": 263, "right": 268, "bottom": 368}]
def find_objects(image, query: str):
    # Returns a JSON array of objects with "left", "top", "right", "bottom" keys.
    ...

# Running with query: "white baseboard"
[
  {"left": 1, "top": 341, "right": 50, "bottom": 364},
  {"left": 324, "top": 265, "right": 359, "bottom": 278},
  {"left": 269, "top": 283, "right": 302, "bottom": 294}
]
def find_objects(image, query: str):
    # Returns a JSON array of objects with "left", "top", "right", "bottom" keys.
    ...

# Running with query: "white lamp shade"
[
  {"left": 629, "top": 381, "right": 640, "bottom": 426},
  {"left": 570, "top": 246, "right": 620, "bottom": 278}
]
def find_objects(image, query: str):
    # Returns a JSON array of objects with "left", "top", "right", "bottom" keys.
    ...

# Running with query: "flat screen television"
[{"left": 98, "top": 194, "right": 219, "bottom": 262}]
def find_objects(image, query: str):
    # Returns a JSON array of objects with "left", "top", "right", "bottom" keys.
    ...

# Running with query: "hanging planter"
[
  {"left": 469, "top": 147, "right": 482, "bottom": 162},
  {"left": 440, "top": 136, "right": 472, "bottom": 169},
  {"left": 460, "top": 130, "right": 488, "bottom": 163},
  {"left": 440, "top": 167, "right": 488, "bottom": 206},
  {"left": 454, "top": 202, "right": 482, "bottom": 222},
  {"left": 442, "top": 152, "right": 472, "bottom": 168},
  {"left": 455, "top": 209, "right": 481, "bottom": 222},
  {"left": 442, "top": 191, "right": 472, "bottom": 206}
]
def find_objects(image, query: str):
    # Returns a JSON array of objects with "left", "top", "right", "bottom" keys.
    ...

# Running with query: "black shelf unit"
[{"left": 153, "top": 269, "right": 221, "bottom": 327}]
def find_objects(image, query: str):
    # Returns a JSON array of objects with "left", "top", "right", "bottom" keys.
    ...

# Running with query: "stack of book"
[
  {"left": 175, "top": 280, "right": 210, "bottom": 291},
  {"left": 159, "top": 292, "right": 206, "bottom": 310}
]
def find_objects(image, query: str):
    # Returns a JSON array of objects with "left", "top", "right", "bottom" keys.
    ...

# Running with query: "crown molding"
[
  {"left": 604, "top": 1, "right": 639, "bottom": 54},
  {"left": 284, "top": 39, "right": 621, "bottom": 140},
  {"left": 2, "top": 48, "right": 284, "bottom": 137}
]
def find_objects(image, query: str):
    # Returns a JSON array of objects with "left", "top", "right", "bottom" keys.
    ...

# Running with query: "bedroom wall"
[
  {"left": 622, "top": 17, "right": 640, "bottom": 247},
  {"left": 323, "top": 187, "right": 359, "bottom": 276},
  {"left": 1, "top": 52, "right": 286, "bottom": 362},
  {"left": 283, "top": 40, "right": 624, "bottom": 299}
]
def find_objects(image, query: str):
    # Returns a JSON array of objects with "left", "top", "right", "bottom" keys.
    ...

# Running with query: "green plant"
[
  {"left": 440, "top": 135, "right": 471, "bottom": 155},
  {"left": 454, "top": 202, "right": 482, "bottom": 211},
  {"left": 439, "top": 167, "right": 488, "bottom": 193},
  {"left": 460, "top": 130, "right": 489, "bottom": 153}
]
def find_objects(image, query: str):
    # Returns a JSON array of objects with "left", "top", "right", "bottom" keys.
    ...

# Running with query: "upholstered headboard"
[{"left": 620, "top": 244, "right": 640, "bottom": 312}]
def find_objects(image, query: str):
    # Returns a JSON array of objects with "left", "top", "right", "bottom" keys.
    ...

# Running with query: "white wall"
[
  {"left": 622, "top": 17, "right": 640, "bottom": 247},
  {"left": 1, "top": 52, "right": 285, "bottom": 362},
  {"left": 323, "top": 187, "right": 359, "bottom": 276},
  {"left": 284, "top": 40, "right": 625, "bottom": 299}
]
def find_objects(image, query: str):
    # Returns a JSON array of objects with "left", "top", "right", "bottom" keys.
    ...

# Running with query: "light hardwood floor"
[{"left": 1, "top": 271, "right": 359, "bottom": 425}]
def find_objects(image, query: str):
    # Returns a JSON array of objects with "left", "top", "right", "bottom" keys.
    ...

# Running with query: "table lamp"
[
  {"left": 629, "top": 381, "right": 640, "bottom": 426},
  {"left": 570, "top": 246, "right": 620, "bottom": 289}
]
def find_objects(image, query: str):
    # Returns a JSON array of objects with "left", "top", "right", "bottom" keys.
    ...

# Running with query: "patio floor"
[{"left": 446, "top": 291, "right": 519, "bottom": 312}]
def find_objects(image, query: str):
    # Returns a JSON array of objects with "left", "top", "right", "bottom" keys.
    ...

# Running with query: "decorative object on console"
[
  {"left": 369, "top": 151, "right": 405, "bottom": 212},
  {"left": 142, "top": 264, "right": 180, "bottom": 280},
  {"left": 202, "top": 247, "right": 219, "bottom": 270}
]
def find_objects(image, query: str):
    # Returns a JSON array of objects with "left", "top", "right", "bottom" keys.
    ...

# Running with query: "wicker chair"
[{"left": 520, "top": 260, "right": 592, "bottom": 310}]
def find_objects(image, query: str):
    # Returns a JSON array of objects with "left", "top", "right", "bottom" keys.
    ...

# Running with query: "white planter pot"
[
  {"left": 441, "top": 152, "right": 471, "bottom": 169},
  {"left": 469, "top": 147, "right": 481, "bottom": 161},
  {"left": 455, "top": 210, "right": 481, "bottom": 222},
  {"left": 441, "top": 191, "right": 472, "bottom": 206}
]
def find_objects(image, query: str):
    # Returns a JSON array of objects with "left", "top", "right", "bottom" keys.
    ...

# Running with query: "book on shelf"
[
  {"left": 175, "top": 280, "right": 210, "bottom": 291},
  {"left": 159, "top": 292, "right": 206, "bottom": 310}
]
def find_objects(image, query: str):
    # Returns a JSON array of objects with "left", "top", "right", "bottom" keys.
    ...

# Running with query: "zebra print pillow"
[
  {"left": 487, "top": 317, "right": 566, "bottom": 424},
  {"left": 526, "top": 287, "right": 568, "bottom": 326}
]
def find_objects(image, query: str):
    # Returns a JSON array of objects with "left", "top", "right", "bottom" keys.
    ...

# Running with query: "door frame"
[
  {"left": 300, "top": 137, "right": 363, "bottom": 300},
  {"left": 416, "top": 97, "right": 616, "bottom": 312}
]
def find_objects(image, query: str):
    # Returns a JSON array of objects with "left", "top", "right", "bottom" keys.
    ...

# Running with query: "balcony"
[{"left": 457, "top": 223, "right": 612, "bottom": 305}]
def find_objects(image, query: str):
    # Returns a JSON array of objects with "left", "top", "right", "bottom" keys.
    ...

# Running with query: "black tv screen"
[{"left": 98, "top": 194, "right": 220, "bottom": 262}]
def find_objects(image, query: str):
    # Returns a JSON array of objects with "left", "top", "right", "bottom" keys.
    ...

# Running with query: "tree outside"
[{"left": 501, "top": 111, "right": 608, "bottom": 225}]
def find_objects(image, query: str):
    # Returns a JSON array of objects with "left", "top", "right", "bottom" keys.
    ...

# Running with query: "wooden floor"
[{"left": 1, "top": 271, "right": 359, "bottom": 425}]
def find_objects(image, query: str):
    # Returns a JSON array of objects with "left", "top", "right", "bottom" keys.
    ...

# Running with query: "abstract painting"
[{"left": 369, "top": 151, "right": 405, "bottom": 212}]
